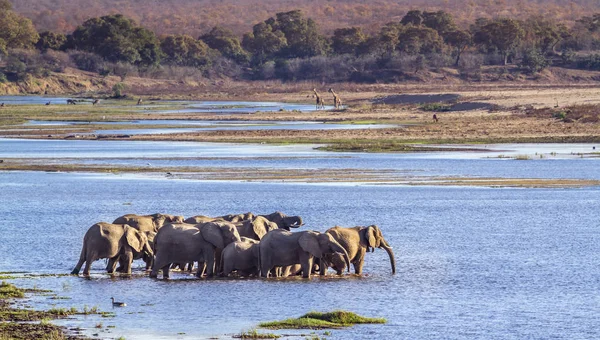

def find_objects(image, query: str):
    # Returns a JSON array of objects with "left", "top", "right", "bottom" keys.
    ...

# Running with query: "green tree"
[
  {"left": 243, "top": 10, "right": 327, "bottom": 62},
  {"left": 0, "top": 0, "right": 39, "bottom": 51},
  {"left": 331, "top": 27, "right": 367, "bottom": 55},
  {"left": 242, "top": 22, "right": 287, "bottom": 64},
  {"left": 373, "top": 22, "right": 404, "bottom": 58},
  {"left": 445, "top": 30, "right": 472, "bottom": 66},
  {"left": 36, "top": 31, "right": 67, "bottom": 51},
  {"left": 160, "top": 35, "right": 212, "bottom": 68},
  {"left": 273, "top": 10, "right": 328, "bottom": 58},
  {"left": 422, "top": 11, "right": 457, "bottom": 37},
  {"left": 70, "top": 14, "right": 162, "bottom": 66},
  {"left": 397, "top": 25, "right": 444, "bottom": 55},
  {"left": 200, "top": 26, "right": 249, "bottom": 63},
  {"left": 520, "top": 48, "right": 549, "bottom": 74},
  {"left": 473, "top": 18, "right": 525, "bottom": 65},
  {"left": 522, "top": 17, "right": 569, "bottom": 54}
]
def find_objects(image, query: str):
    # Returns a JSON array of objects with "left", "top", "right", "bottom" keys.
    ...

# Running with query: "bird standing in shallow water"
[{"left": 111, "top": 297, "right": 126, "bottom": 307}]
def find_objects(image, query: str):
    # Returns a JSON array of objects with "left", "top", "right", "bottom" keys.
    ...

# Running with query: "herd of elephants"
[{"left": 70, "top": 212, "right": 396, "bottom": 279}]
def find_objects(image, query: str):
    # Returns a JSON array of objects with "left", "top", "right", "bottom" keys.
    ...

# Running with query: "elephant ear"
[
  {"left": 299, "top": 232, "right": 323, "bottom": 258},
  {"left": 125, "top": 227, "right": 143, "bottom": 253},
  {"left": 366, "top": 226, "right": 377, "bottom": 249},
  {"left": 201, "top": 223, "right": 225, "bottom": 249},
  {"left": 252, "top": 220, "right": 268, "bottom": 240}
]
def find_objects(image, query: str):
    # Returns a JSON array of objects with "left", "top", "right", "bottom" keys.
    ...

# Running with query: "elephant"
[
  {"left": 220, "top": 238, "right": 260, "bottom": 277},
  {"left": 217, "top": 212, "right": 254, "bottom": 223},
  {"left": 322, "top": 225, "right": 396, "bottom": 275},
  {"left": 259, "top": 230, "right": 350, "bottom": 278},
  {"left": 113, "top": 213, "right": 184, "bottom": 233},
  {"left": 183, "top": 215, "right": 219, "bottom": 224},
  {"left": 235, "top": 216, "right": 278, "bottom": 240},
  {"left": 258, "top": 211, "right": 303, "bottom": 230},
  {"left": 71, "top": 223, "right": 153, "bottom": 276},
  {"left": 114, "top": 231, "right": 156, "bottom": 272},
  {"left": 150, "top": 221, "right": 241, "bottom": 279}
]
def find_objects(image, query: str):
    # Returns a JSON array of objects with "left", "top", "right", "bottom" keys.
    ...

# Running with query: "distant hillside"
[{"left": 12, "top": 0, "right": 600, "bottom": 37}]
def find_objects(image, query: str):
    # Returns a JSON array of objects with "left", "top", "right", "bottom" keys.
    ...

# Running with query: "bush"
[
  {"left": 0, "top": 71, "right": 7, "bottom": 83},
  {"left": 458, "top": 53, "right": 483, "bottom": 80},
  {"left": 112, "top": 82, "right": 126, "bottom": 98},
  {"left": 520, "top": 49, "right": 549, "bottom": 74},
  {"left": 69, "top": 51, "right": 106, "bottom": 73},
  {"left": 3, "top": 49, "right": 68, "bottom": 80},
  {"left": 576, "top": 54, "right": 600, "bottom": 71}
]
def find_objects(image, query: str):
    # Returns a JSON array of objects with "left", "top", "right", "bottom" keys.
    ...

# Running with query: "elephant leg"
[
  {"left": 204, "top": 250, "right": 215, "bottom": 277},
  {"left": 196, "top": 261, "right": 206, "bottom": 278},
  {"left": 161, "top": 264, "right": 170, "bottom": 279},
  {"left": 301, "top": 257, "right": 314, "bottom": 279},
  {"left": 83, "top": 253, "right": 97, "bottom": 276},
  {"left": 72, "top": 257, "right": 85, "bottom": 275},
  {"left": 214, "top": 249, "right": 223, "bottom": 274},
  {"left": 145, "top": 257, "right": 153, "bottom": 271},
  {"left": 354, "top": 250, "right": 366, "bottom": 275},
  {"left": 120, "top": 250, "right": 134, "bottom": 275},
  {"left": 107, "top": 256, "right": 119, "bottom": 274},
  {"left": 280, "top": 266, "right": 291, "bottom": 278},
  {"left": 150, "top": 253, "right": 168, "bottom": 278}
]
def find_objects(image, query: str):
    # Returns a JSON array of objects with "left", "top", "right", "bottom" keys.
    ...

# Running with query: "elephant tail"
[{"left": 71, "top": 238, "right": 87, "bottom": 275}]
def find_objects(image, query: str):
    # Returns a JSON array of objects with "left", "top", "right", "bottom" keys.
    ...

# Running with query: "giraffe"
[
  {"left": 313, "top": 89, "right": 325, "bottom": 110},
  {"left": 328, "top": 88, "right": 342, "bottom": 110}
]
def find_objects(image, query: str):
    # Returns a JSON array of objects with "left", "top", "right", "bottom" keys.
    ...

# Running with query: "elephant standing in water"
[
  {"left": 113, "top": 213, "right": 184, "bottom": 233},
  {"left": 150, "top": 221, "right": 241, "bottom": 279},
  {"left": 220, "top": 238, "right": 260, "bottom": 277},
  {"left": 259, "top": 230, "right": 350, "bottom": 278},
  {"left": 258, "top": 212, "right": 303, "bottom": 230},
  {"left": 321, "top": 225, "right": 396, "bottom": 275},
  {"left": 218, "top": 212, "right": 254, "bottom": 223},
  {"left": 71, "top": 223, "right": 153, "bottom": 276},
  {"left": 235, "top": 216, "right": 279, "bottom": 240}
]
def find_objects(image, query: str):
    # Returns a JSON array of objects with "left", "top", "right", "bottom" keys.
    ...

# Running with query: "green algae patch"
[
  {"left": 233, "top": 329, "right": 281, "bottom": 339},
  {"left": 259, "top": 310, "right": 386, "bottom": 330},
  {"left": 0, "top": 282, "right": 24, "bottom": 299}
]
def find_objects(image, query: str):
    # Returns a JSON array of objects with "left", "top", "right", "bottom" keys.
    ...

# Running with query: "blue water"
[
  {"left": 1, "top": 137, "right": 600, "bottom": 339},
  {"left": 0, "top": 139, "right": 598, "bottom": 180},
  {"left": 0, "top": 172, "right": 599, "bottom": 339}
]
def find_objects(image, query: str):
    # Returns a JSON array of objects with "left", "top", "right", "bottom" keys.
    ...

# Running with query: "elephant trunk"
[
  {"left": 330, "top": 240, "right": 351, "bottom": 273},
  {"left": 144, "top": 241, "right": 154, "bottom": 257},
  {"left": 283, "top": 216, "right": 303, "bottom": 229},
  {"left": 380, "top": 239, "right": 396, "bottom": 274}
]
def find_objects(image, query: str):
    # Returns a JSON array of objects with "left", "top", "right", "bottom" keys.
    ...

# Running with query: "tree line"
[{"left": 3, "top": 0, "right": 600, "bottom": 84}]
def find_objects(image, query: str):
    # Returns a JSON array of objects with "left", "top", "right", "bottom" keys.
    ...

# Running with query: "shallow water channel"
[
  {"left": 25, "top": 119, "right": 397, "bottom": 135},
  {"left": 1, "top": 137, "right": 599, "bottom": 339}
]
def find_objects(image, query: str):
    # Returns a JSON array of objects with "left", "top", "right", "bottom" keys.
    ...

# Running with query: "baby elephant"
[
  {"left": 221, "top": 238, "right": 260, "bottom": 277},
  {"left": 71, "top": 223, "right": 153, "bottom": 276}
]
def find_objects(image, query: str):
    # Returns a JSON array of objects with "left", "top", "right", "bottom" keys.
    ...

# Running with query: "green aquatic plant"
[
  {"left": 259, "top": 310, "right": 386, "bottom": 330},
  {"left": 0, "top": 282, "right": 24, "bottom": 299},
  {"left": 234, "top": 328, "right": 281, "bottom": 339}
]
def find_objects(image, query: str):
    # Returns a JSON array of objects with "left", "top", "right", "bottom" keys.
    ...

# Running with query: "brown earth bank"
[
  {"left": 2, "top": 65, "right": 600, "bottom": 102},
  {"left": 1, "top": 66, "right": 600, "bottom": 147}
]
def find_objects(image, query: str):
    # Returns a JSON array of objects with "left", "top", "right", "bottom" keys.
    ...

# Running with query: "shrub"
[
  {"left": 112, "top": 82, "right": 126, "bottom": 98},
  {"left": 69, "top": 51, "right": 106, "bottom": 73},
  {"left": 520, "top": 49, "right": 549, "bottom": 74}
]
